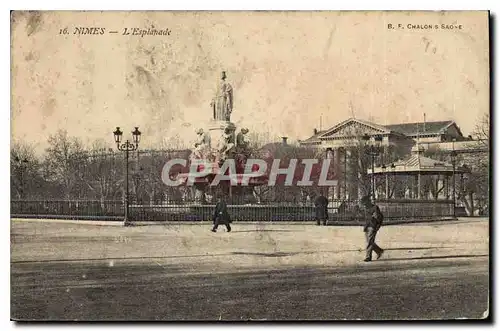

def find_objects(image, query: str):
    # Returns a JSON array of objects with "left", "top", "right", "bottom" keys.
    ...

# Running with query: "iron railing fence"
[
  {"left": 11, "top": 199, "right": 455, "bottom": 222},
  {"left": 375, "top": 199, "right": 455, "bottom": 219},
  {"left": 11, "top": 200, "right": 124, "bottom": 220}
]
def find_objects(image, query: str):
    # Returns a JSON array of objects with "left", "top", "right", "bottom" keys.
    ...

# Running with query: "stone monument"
[
  {"left": 210, "top": 71, "right": 233, "bottom": 121},
  {"left": 185, "top": 71, "right": 256, "bottom": 203},
  {"left": 207, "top": 71, "right": 237, "bottom": 165}
]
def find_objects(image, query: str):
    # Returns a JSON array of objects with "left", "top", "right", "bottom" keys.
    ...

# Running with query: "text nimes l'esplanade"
[
  {"left": 122, "top": 27, "right": 172, "bottom": 37},
  {"left": 69, "top": 27, "right": 171, "bottom": 36}
]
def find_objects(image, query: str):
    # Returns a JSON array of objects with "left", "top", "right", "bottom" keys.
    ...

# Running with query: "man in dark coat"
[
  {"left": 314, "top": 193, "right": 329, "bottom": 226},
  {"left": 211, "top": 195, "right": 232, "bottom": 232},
  {"left": 359, "top": 195, "right": 384, "bottom": 262}
]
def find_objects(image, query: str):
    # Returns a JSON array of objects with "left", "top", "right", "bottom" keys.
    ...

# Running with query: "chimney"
[
  {"left": 282, "top": 136, "right": 288, "bottom": 146},
  {"left": 313, "top": 128, "right": 318, "bottom": 135}
]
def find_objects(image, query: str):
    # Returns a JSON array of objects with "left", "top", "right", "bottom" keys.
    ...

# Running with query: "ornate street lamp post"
[
  {"left": 113, "top": 127, "right": 141, "bottom": 226},
  {"left": 362, "top": 134, "right": 383, "bottom": 199}
]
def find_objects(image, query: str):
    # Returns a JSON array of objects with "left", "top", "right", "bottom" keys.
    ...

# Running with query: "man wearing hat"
[
  {"left": 359, "top": 195, "right": 384, "bottom": 262},
  {"left": 314, "top": 192, "right": 329, "bottom": 226},
  {"left": 211, "top": 194, "right": 232, "bottom": 233}
]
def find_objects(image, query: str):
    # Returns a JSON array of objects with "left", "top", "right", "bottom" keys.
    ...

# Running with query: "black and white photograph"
[{"left": 9, "top": 10, "right": 490, "bottom": 321}]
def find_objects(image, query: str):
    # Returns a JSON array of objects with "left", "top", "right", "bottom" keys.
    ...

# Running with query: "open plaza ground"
[{"left": 10, "top": 218, "right": 489, "bottom": 321}]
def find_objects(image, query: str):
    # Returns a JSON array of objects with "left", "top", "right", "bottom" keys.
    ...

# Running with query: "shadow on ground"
[
  {"left": 11, "top": 254, "right": 488, "bottom": 321},
  {"left": 229, "top": 230, "right": 299, "bottom": 233},
  {"left": 382, "top": 254, "right": 488, "bottom": 262},
  {"left": 12, "top": 247, "right": 468, "bottom": 264}
]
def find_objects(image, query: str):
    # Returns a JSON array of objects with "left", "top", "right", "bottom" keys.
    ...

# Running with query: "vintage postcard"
[{"left": 10, "top": 11, "right": 490, "bottom": 321}]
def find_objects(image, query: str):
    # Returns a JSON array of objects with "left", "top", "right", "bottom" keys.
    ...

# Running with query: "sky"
[{"left": 11, "top": 11, "right": 489, "bottom": 153}]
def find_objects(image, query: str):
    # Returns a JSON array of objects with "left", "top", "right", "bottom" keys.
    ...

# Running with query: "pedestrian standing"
[{"left": 314, "top": 193, "right": 329, "bottom": 226}]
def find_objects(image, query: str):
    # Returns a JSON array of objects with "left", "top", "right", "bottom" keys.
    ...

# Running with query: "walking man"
[
  {"left": 359, "top": 195, "right": 384, "bottom": 262},
  {"left": 211, "top": 195, "right": 232, "bottom": 233}
]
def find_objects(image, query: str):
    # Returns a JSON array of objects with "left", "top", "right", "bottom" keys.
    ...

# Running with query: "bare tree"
[
  {"left": 136, "top": 149, "right": 190, "bottom": 205},
  {"left": 472, "top": 112, "right": 489, "bottom": 151},
  {"left": 337, "top": 125, "right": 374, "bottom": 200},
  {"left": 246, "top": 131, "right": 270, "bottom": 151},
  {"left": 79, "top": 140, "right": 124, "bottom": 209},
  {"left": 459, "top": 112, "right": 490, "bottom": 215},
  {"left": 43, "top": 130, "right": 87, "bottom": 200},
  {"left": 422, "top": 113, "right": 490, "bottom": 215},
  {"left": 10, "top": 141, "right": 41, "bottom": 199},
  {"left": 252, "top": 142, "right": 323, "bottom": 204},
  {"left": 338, "top": 124, "right": 411, "bottom": 201}
]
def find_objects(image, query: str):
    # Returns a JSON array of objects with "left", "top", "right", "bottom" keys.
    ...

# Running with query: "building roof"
[
  {"left": 321, "top": 118, "right": 391, "bottom": 137},
  {"left": 385, "top": 120, "right": 455, "bottom": 136},
  {"left": 370, "top": 153, "right": 469, "bottom": 174},
  {"left": 298, "top": 130, "right": 326, "bottom": 144},
  {"left": 399, "top": 154, "right": 451, "bottom": 169},
  {"left": 299, "top": 118, "right": 466, "bottom": 145}
]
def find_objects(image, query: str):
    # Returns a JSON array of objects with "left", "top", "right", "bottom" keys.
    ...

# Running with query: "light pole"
[
  {"left": 336, "top": 147, "right": 348, "bottom": 200},
  {"left": 451, "top": 143, "right": 457, "bottom": 217},
  {"left": 362, "top": 134, "right": 383, "bottom": 200},
  {"left": 380, "top": 163, "right": 396, "bottom": 199},
  {"left": 325, "top": 148, "right": 334, "bottom": 199},
  {"left": 459, "top": 164, "right": 469, "bottom": 193},
  {"left": 390, "top": 163, "right": 396, "bottom": 198},
  {"left": 381, "top": 164, "right": 387, "bottom": 199},
  {"left": 113, "top": 127, "right": 142, "bottom": 226}
]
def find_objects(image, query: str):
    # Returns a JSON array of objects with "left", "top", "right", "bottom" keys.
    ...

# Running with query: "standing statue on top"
[{"left": 210, "top": 71, "right": 233, "bottom": 121}]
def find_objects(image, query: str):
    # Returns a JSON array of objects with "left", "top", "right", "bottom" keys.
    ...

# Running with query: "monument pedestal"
[{"left": 208, "top": 120, "right": 236, "bottom": 146}]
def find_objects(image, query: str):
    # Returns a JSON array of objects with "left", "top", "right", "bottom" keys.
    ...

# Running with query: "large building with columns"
[
  {"left": 298, "top": 118, "right": 477, "bottom": 201},
  {"left": 299, "top": 118, "right": 468, "bottom": 151}
]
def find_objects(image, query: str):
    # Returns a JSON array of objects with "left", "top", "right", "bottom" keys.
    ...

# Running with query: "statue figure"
[
  {"left": 236, "top": 128, "right": 250, "bottom": 150},
  {"left": 216, "top": 127, "right": 235, "bottom": 163},
  {"left": 197, "top": 128, "right": 211, "bottom": 147},
  {"left": 210, "top": 71, "right": 233, "bottom": 121},
  {"left": 191, "top": 128, "right": 211, "bottom": 160},
  {"left": 235, "top": 127, "right": 251, "bottom": 160}
]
